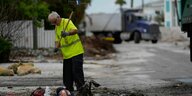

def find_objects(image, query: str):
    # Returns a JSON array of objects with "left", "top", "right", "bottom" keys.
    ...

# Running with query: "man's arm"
[
  {"left": 67, "top": 20, "right": 78, "bottom": 35},
  {"left": 68, "top": 29, "right": 78, "bottom": 35},
  {"left": 55, "top": 41, "right": 60, "bottom": 48},
  {"left": 53, "top": 41, "right": 60, "bottom": 53}
]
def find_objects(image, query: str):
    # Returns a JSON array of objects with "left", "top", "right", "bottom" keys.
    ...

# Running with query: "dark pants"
[{"left": 63, "top": 54, "right": 85, "bottom": 92}]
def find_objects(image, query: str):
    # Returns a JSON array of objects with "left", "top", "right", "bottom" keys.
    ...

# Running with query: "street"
[
  {"left": 1, "top": 41, "right": 192, "bottom": 95},
  {"left": 86, "top": 41, "right": 192, "bottom": 89}
]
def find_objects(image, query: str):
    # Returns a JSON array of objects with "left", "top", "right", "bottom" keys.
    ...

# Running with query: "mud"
[
  {"left": 1, "top": 83, "right": 192, "bottom": 96},
  {"left": 82, "top": 36, "right": 116, "bottom": 57},
  {"left": 92, "top": 83, "right": 192, "bottom": 96},
  {"left": 140, "top": 83, "right": 192, "bottom": 96}
]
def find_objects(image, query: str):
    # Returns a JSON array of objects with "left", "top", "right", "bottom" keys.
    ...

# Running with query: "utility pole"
[
  {"left": 131, "top": 0, "right": 133, "bottom": 8},
  {"left": 33, "top": 0, "right": 38, "bottom": 49},
  {"left": 33, "top": 20, "right": 38, "bottom": 49},
  {"left": 142, "top": 0, "right": 144, "bottom": 9}
]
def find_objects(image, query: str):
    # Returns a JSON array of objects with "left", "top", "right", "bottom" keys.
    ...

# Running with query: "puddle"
[{"left": 175, "top": 78, "right": 192, "bottom": 84}]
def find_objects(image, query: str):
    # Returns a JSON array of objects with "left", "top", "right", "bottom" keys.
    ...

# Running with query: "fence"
[
  {"left": 13, "top": 21, "right": 34, "bottom": 48},
  {"left": 12, "top": 21, "right": 55, "bottom": 49},
  {"left": 38, "top": 30, "right": 55, "bottom": 48}
]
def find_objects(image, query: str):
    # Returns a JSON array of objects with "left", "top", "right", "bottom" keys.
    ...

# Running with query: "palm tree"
[{"left": 115, "top": 0, "right": 126, "bottom": 12}]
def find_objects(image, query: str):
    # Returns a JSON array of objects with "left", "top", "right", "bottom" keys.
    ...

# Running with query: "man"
[{"left": 48, "top": 11, "right": 85, "bottom": 93}]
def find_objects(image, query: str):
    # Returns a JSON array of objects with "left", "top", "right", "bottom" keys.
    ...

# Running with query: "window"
[
  {"left": 166, "top": 0, "right": 170, "bottom": 12},
  {"left": 166, "top": 21, "right": 170, "bottom": 27}
]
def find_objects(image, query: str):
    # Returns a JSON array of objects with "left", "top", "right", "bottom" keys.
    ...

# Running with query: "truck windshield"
[
  {"left": 133, "top": 13, "right": 148, "bottom": 21},
  {"left": 137, "top": 16, "right": 147, "bottom": 20}
]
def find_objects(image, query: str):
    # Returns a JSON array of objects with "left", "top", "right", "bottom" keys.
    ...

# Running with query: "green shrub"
[{"left": 0, "top": 38, "right": 12, "bottom": 63}]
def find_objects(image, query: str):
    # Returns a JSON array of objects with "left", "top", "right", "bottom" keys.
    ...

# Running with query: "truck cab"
[{"left": 121, "top": 9, "right": 161, "bottom": 44}]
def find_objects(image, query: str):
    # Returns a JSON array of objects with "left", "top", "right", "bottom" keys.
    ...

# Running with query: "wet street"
[
  {"left": 1, "top": 41, "right": 192, "bottom": 96},
  {"left": 90, "top": 41, "right": 192, "bottom": 89}
]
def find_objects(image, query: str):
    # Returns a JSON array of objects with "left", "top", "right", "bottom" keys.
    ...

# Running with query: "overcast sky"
[{"left": 86, "top": 0, "right": 159, "bottom": 14}]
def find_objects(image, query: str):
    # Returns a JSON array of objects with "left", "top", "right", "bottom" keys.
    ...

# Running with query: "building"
[
  {"left": 141, "top": 0, "right": 182, "bottom": 28},
  {"left": 138, "top": 0, "right": 164, "bottom": 23},
  {"left": 143, "top": 0, "right": 164, "bottom": 13},
  {"left": 164, "top": 0, "right": 181, "bottom": 28}
]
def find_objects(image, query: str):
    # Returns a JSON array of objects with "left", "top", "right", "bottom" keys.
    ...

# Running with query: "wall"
[{"left": 164, "top": 0, "right": 181, "bottom": 28}]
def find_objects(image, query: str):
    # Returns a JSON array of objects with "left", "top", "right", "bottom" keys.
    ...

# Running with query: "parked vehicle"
[
  {"left": 121, "top": 10, "right": 161, "bottom": 44},
  {"left": 82, "top": 9, "right": 161, "bottom": 44},
  {"left": 178, "top": 0, "right": 192, "bottom": 61}
]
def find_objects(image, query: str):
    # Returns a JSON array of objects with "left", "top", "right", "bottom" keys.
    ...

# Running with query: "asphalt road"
[
  {"left": 0, "top": 41, "right": 192, "bottom": 95},
  {"left": 88, "top": 41, "right": 192, "bottom": 89}
]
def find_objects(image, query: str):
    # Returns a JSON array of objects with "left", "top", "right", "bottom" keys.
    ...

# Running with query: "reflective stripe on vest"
[{"left": 61, "top": 39, "right": 80, "bottom": 48}]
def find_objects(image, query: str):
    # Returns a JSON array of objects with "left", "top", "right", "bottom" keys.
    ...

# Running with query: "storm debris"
[
  {"left": 0, "top": 66, "right": 14, "bottom": 76},
  {"left": 82, "top": 36, "right": 116, "bottom": 58},
  {"left": 16, "top": 63, "right": 41, "bottom": 76},
  {"left": 9, "top": 36, "right": 116, "bottom": 62},
  {"left": 0, "top": 63, "right": 41, "bottom": 76}
]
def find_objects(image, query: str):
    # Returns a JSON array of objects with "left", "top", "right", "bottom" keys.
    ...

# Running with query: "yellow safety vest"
[{"left": 55, "top": 18, "right": 84, "bottom": 59}]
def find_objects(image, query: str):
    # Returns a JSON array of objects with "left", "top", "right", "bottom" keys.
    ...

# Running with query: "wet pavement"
[{"left": 1, "top": 41, "right": 192, "bottom": 95}]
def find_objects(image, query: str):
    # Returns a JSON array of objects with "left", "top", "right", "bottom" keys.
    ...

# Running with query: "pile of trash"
[
  {"left": 0, "top": 63, "right": 41, "bottom": 76},
  {"left": 82, "top": 36, "right": 116, "bottom": 58}
]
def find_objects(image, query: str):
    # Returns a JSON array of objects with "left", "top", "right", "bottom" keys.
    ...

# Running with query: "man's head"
[{"left": 48, "top": 11, "right": 61, "bottom": 26}]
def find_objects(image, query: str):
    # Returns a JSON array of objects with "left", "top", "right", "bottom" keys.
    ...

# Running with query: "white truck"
[{"left": 81, "top": 9, "right": 161, "bottom": 44}]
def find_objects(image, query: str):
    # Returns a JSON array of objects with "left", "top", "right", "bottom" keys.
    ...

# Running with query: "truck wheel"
[
  {"left": 151, "top": 40, "right": 158, "bottom": 44},
  {"left": 115, "top": 38, "right": 122, "bottom": 44},
  {"left": 134, "top": 32, "right": 141, "bottom": 44},
  {"left": 113, "top": 32, "right": 122, "bottom": 44}
]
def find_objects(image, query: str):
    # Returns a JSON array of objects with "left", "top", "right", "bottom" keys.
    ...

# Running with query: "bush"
[{"left": 0, "top": 38, "right": 12, "bottom": 63}]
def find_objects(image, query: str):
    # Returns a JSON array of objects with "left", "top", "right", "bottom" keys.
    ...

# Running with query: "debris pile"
[
  {"left": 0, "top": 66, "right": 14, "bottom": 76},
  {"left": 160, "top": 27, "right": 188, "bottom": 42},
  {"left": 0, "top": 63, "right": 41, "bottom": 76},
  {"left": 9, "top": 36, "right": 116, "bottom": 61},
  {"left": 82, "top": 36, "right": 116, "bottom": 58}
]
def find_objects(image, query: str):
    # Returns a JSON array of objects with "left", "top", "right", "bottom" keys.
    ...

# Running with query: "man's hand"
[
  {"left": 54, "top": 48, "right": 59, "bottom": 53},
  {"left": 61, "top": 31, "right": 70, "bottom": 37}
]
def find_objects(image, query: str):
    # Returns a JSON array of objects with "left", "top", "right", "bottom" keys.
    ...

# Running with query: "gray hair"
[{"left": 48, "top": 11, "right": 60, "bottom": 20}]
